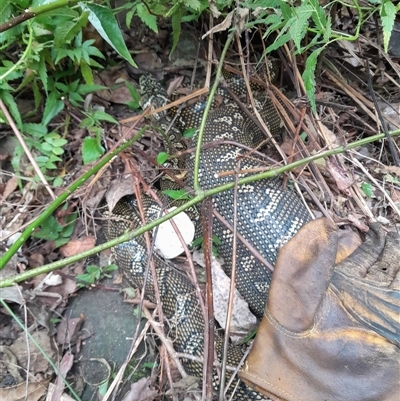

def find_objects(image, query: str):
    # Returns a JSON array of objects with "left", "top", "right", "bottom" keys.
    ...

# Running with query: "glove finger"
[
  {"left": 331, "top": 270, "right": 400, "bottom": 346},
  {"left": 335, "top": 228, "right": 362, "bottom": 264},
  {"left": 366, "top": 231, "right": 400, "bottom": 287},
  {"left": 269, "top": 218, "right": 338, "bottom": 331},
  {"left": 335, "top": 222, "right": 386, "bottom": 278}
]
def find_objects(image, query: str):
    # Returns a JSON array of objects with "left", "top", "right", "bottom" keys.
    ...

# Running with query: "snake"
[{"left": 101, "top": 71, "right": 312, "bottom": 399}]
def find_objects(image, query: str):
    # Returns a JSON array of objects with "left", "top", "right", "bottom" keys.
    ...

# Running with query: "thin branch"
[
  {"left": 212, "top": 209, "right": 274, "bottom": 272},
  {"left": 201, "top": 198, "right": 215, "bottom": 400},
  {"left": 0, "top": 99, "right": 55, "bottom": 199},
  {"left": 365, "top": 60, "right": 400, "bottom": 167},
  {"left": 103, "top": 321, "right": 151, "bottom": 401},
  {"left": 350, "top": 156, "right": 400, "bottom": 219},
  {"left": 218, "top": 160, "right": 239, "bottom": 401},
  {"left": 193, "top": 30, "right": 235, "bottom": 191},
  {"left": 0, "top": 0, "right": 80, "bottom": 33}
]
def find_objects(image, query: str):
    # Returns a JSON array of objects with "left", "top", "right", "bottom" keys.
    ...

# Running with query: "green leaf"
[
  {"left": 104, "top": 264, "right": 118, "bottom": 272},
  {"left": 76, "top": 265, "right": 103, "bottom": 286},
  {"left": 183, "top": 0, "right": 201, "bottom": 10},
  {"left": 81, "top": 39, "right": 105, "bottom": 61},
  {"left": 61, "top": 214, "right": 78, "bottom": 237},
  {"left": 302, "top": 47, "right": 324, "bottom": 113},
  {"left": 42, "top": 92, "right": 64, "bottom": 125},
  {"left": 54, "top": 20, "right": 82, "bottom": 46},
  {"left": 0, "top": 90, "right": 23, "bottom": 128},
  {"left": 170, "top": 6, "right": 182, "bottom": 56},
  {"left": 98, "top": 381, "right": 109, "bottom": 397},
  {"left": 53, "top": 176, "right": 64, "bottom": 187},
  {"left": 191, "top": 236, "right": 203, "bottom": 247},
  {"left": 323, "top": 15, "right": 332, "bottom": 43},
  {"left": 45, "top": 161, "right": 57, "bottom": 169},
  {"left": 82, "top": 3, "right": 137, "bottom": 67},
  {"left": 156, "top": 152, "right": 169, "bottom": 164},
  {"left": 52, "top": 147, "right": 64, "bottom": 155},
  {"left": 32, "top": 79, "right": 42, "bottom": 110},
  {"left": 183, "top": 127, "right": 197, "bottom": 138},
  {"left": 23, "top": 123, "right": 47, "bottom": 137},
  {"left": 82, "top": 136, "right": 105, "bottom": 164},
  {"left": 12, "top": 0, "right": 30, "bottom": 7},
  {"left": 38, "top": 56, "right": 48, "bottom": 93},
  {"left": 125, "top": 81, "right": 140, "bottom": 109},
  {"left": 41, "top": 143, "right": 53, "bottom": 152},
  {"left": 361, "top": 182, "right": 373, "bottom": 198},
  {"left": 266, "top": 32, "right": 291, "bottom": 53},
  {"left": 78, "top": 84, "right": 108, "bottom": 94},
  {"left": 136, "top": 3, "right": 158, "bottom": 33},
  {"left": 32, "top": 215, "right": 61, "bottom": 241},
  {"left": 54, "top": 237, "right": 71, "bottom": 248},
  {"left": 212, "top": 234, "right": 222, "bottom": 245},
  {"left": 80, "top": 61, "right": 94, "bottom": 85},
  {"left": 191, "top": 234, "right": 221, "bottom": 256},
  {"left": 52, "top": 138, "right": 68, "bottom": 147},
  {"left": 35, "top": 6, "right": 78, "bottom": 21},
  {"left": 162, "top": 189, "right": 191, "bottom": 200},
  {"left": 380, "top": 0, "right": 396, "bottom": 53},
  {"left": 90, "top": 110, "right": 119, "bottom": 124},
  {"left": 68, "top": 92, "right": 85, "bottom": 106},
  {"left": 384, "top": 173, "right": 399, "bottom": 184},
  {"left": 35, "top": 156, "right": 49, "bottom": 163},
  {"left": 0, "top": 60, "right": 23, "bottom": 82},
  {"left": 310, "top": 0, "right": 326, "bottom": 32},
  {"left": 289, "top": 4, "right": 313, "bottom": 51}
]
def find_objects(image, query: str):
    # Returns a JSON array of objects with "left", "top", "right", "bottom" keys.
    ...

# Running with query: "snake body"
[{"left": 102, "top": 73, "right": 312, "bottom": 398}]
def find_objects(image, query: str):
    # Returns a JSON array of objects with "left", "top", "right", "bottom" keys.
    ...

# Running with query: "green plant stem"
[
  {"left": 0, "top": 299, "right": 82, "bottom": 401},
  {"left": 29, "top": 0, "right": 80, "bottom": 14},
  {"left": 192, "top": 30, "right": 234, "bottom": 191},
  {"left": 0, "top": 0, "right": 81, "bottom": 33},
  {"left": 0, "top": 128, "right": 146, "bottom": 271},
  {"left": 0, "top": 21, "right": 33, "bottom": 82},
  {"left": 1, "top": 129, "right": 399, "bottom": 288}
]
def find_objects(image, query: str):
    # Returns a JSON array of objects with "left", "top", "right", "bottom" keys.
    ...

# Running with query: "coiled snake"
[{"left": 102, "top": 72, "right": 312, "bottom": 399}]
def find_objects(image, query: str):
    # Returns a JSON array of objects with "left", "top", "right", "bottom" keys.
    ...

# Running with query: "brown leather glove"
[{"left": 239, "top": 218, "right": 400, "bottom": 401}]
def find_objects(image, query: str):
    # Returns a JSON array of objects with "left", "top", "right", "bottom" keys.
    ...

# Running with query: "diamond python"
[{"left": 102, "top": 72, "right": 312, "bottom": 399}]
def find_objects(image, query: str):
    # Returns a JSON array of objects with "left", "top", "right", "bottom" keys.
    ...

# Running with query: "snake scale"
[{"left": 102, "top": 71, "right": 312, "bottom": 399}]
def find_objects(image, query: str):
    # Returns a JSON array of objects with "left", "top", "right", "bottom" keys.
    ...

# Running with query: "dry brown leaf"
[
  {"left": 192, "top": 250, "right": 257, "bottom": 343},
  {"left": 50, "top": 352, "right": 74, "bottom": 401},
  {"left": 46, "top": 382, "right": 75, "bottom": 401},
  {"left": 60, "top": 236, "right": 96, "bottom": 257},
  {"left": 10, "top": 330, "right": 56, "bottom": 374},
  {"left": 383, "top": 165, "right": 400, "bottom": 179},
  {"left": 3, "top": 176, "right": 18, "bottom": 200},
  {"left": 106, "top": 176, "right": 135, "bottom": 212},
  {"left": 390, "top": 188, "right": 400, "bottom": 203},
  {"left": 2, "top": 379, "right": 50, "bottom": 401},
  {"left": 166, "top": 76, "right": 184, "bottom": 97},
  {"left": 304, "top": 115, "right": 340, "bottom": 148},
  {"left": 121, "top": 377, "right": 158, "bottom": 401},
  {"left": 202, "top": 10, "right": 233, "bottom": 38},
  {"left": 109, "top": 85, "right": 133, "bottom": 104},
  {"left": 56, "top": 317, "right": 84, "bottom": 345},
  {"left": 29, "top": 253, "right": 45, "bottom": 268},
  {"left": 326, "top": 159, "right": 353, "bottom": 196}
]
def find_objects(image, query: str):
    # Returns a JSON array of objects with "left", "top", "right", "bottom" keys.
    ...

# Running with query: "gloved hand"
[{"left": 239, "top": 218, "right": 400, "bottom": 401}]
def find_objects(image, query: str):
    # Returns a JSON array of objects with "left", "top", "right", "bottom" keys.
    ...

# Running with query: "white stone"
[{"left": 154, "top": 207, "right": 195, "bottom": 259}]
